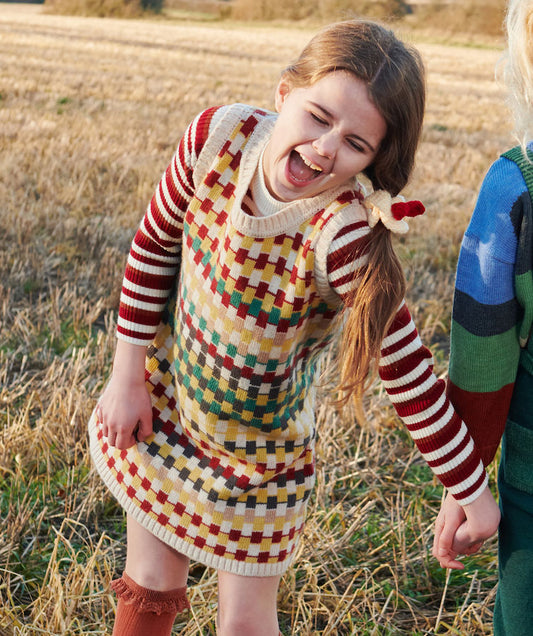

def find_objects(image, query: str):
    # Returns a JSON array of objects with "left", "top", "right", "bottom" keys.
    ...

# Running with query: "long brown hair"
[{"left": 284, "top": 21, "right": 426, "bottom": 404}]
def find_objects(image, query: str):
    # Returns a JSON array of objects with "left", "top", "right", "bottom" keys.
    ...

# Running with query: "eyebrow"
[{"left": 310, "top": 102, "right": 377, "bottom": 153}]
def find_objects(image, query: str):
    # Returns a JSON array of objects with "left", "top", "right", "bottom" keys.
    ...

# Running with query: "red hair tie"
[{"left": 391, "top": 200, "right": 425, "bottom": 221}]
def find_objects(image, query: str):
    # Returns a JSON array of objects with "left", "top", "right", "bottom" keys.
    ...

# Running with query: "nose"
[{"left": 312, "top": 131, "right": 338, "bottom": 159}]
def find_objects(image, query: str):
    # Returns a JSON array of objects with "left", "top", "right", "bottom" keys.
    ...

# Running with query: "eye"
[
  {"left": 310, "top": 111, "right": 327, "bottom": 125},
  {"left": 347, "top": 138, "right": 365, "bottom": 153}
]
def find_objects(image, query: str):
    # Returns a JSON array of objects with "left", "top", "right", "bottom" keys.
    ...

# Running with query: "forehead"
[
  {"left": 298, "top": 71, "right": 385, "bottom": 134},
  {"left": 288, "top": 71, "right": 375, "bottom": 116}
]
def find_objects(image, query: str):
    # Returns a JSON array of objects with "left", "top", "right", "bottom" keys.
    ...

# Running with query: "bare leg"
[
  {"left": 216, "top": 570, "right": 281, "bottom": 636},
  {"left": 111, "top": 515, "right": 191, "bottom": 636},
  {"left": 125, "top": 514, "right": 189, "bottom": 589}
]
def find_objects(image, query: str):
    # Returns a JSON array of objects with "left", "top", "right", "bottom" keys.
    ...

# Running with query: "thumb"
[
  {"left": 136, "top": 410, "right": 153, "bottom": 442},
  {"left": 453, "top": 521, "right": 484, "bottom": 555},
  {"left": 435, "top": 514, "right": 457, "bottom": 558}
]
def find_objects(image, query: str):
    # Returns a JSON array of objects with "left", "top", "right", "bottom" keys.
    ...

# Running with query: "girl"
[
  {"left": 90, "top": 20, "right": 498, "bottom": 636},
  {"left": 433, "top": 1, "right": 533, "bottom": 633}
]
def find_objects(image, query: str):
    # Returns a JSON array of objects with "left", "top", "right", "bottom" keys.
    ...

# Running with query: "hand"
[
  {"left": 97, "top": 340, "right": 153, "bottom": 450},
  {"left": 432, "top": 485, "right": 500, "bottom": 570}
]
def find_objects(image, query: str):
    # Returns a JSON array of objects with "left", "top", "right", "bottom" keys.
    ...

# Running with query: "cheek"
[{"left": 340, "top": 153, "right": 372, "bottom": 177}]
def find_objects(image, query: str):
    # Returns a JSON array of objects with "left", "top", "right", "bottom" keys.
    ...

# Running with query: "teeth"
[{"left": 301, "top": 155, "right": 322, "bottom": 172}]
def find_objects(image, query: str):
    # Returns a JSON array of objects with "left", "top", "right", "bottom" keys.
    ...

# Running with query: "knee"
[{"left": 125, "top": 552, "right": 190, "bottom": 591}]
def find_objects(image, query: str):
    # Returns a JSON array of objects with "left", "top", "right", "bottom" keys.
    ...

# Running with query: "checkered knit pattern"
[{"left": 90, "top": 103, "right": 487, "bottom": 577}]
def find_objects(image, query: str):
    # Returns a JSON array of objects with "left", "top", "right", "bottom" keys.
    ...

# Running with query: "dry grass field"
[{"left": 0, "top": 4, "right": 512, "bottom": 634}]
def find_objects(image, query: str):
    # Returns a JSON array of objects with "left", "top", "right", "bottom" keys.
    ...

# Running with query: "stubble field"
[{"left": 0, "top": 4, "right": 510, "bottom": 634}]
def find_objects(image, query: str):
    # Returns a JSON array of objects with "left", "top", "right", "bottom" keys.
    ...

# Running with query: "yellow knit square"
[
  {"left": 242, "top": 286, "right": 257, "bottom": 304},
  {"left": 255, "top": 394, "right": 269, "bottom": 407},
  {"left": 198, "top": 524, "right": 210, "bottom": 540},
  {"left": 145, "top": 489, "right": 157, "bottom": 505},
  {"left": 226, "top": 514, "right": 244, "bottom": 531},
  {"left": 241, "top": 257, "right": 257, "bottom": 278},
  {"left": 262, "top": 236, "right": 274, "bottom": 253},
  {"left": 156, "top": 443, "right": 173, "bottom": 460},
  {"left": 131, "top": 474, "right": 142, "bottom": 490},
  {"left": 273, "top": 516, "right": 286, "bottom": 532},
  {"left": 280, "top": 238, "right": 293, "bottom": 258},
  {"left": 188, "top": 465, "right": 203, "bottom": 485},
  {"left": 207, "top": 183, "right": 224, "bottom": 202},
  {"left": 260, "top": 337, "right": 274, "bottom": 353},
  {"left": 144, "top": 464, "right": 159, "bottom": 482},
  {"left": 263, "top": 263, "right": 276, "bottom": 281},
  {"left": 217, "top": 152, "right": 233, "bottom": 173}
]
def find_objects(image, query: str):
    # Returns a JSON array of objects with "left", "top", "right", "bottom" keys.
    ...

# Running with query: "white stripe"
[
  {"left": 328, "top": 256, "right": 366, "bottom": 284},
  {"left": 122, "top": 277, "right": 170, "bottom": 298},
  {"left": 382, "top": 370, "right": 436, "bottom": 403},
  {"left": 381, "top": 304, "right": 410, "bottom": 349},
  {"left": 401, "top": 393, "right": 449, "bottom": 429},
  {"left": 382, "top": 359, "right": 430, "bottom": 392},
  {"left": 335, "top": 280, "right": 357, "bottom": 297},
  {"left": 420, "top": 425, "right": 468, "bottom": 464},
  {"left": 117, "top": 318, "right": 155, "bottom": 334},
  {"left": 381, "top": 338, "right": 423, "bottom": 368},
  {"left": 187, "top": 113, "right": 199, "bottom": 165},
  {"left": 149, "top": 190, "right": 184, "bottom": 245},
  {"left": 330, "top": 225, "right": 369, "bottom": 252},
  {"left": 174, "top": 140, "right": 195, "bottom": 191},
  {"left": 132, "top": 242, "right": 179, "bottom": 265},
  {"left": 127, "top": 252, "right": 177, "bottom": 277},
  {"left": 116, "top": 333, "right": 154, "bottom": 346},
  {"left": 425, "top": 435, "right": 475, "bottom": 475},
  {"left": 118, "top": 295, "right": 167, "bottom": 313},
  {"left": 446, "top": 463, "right": 488, "bottom": 504}
]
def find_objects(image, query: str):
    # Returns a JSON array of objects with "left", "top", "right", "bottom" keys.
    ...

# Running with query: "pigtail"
[
  {"left": 334, "top": 223, "right": 405, "bottom": 407},
  {"left": 283, "top": 19, "right": 424, "bottom": 407}
]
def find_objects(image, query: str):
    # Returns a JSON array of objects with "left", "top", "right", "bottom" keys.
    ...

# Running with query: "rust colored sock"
[{"left": 111, "top": 571, "right": 189, "bottom": 636}]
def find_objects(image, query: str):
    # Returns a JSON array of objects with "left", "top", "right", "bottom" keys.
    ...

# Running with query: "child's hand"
[
  {"left": 432, "top": 485, "right": 500, "bottom": 570},
  {"left": 97, "top": 341, "right": 153, "bottom": 449}
]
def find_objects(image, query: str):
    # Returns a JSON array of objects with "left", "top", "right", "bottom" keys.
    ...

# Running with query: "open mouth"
[{"left": 288, "top": 150, "right": 323, "bottom": 183}]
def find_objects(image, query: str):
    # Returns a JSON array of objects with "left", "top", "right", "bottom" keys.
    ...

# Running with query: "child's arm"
[
  {"left": 432, "top": 486, "right": 500, "bottom": 569},
  {"left": 321, "top": 205, "right": 488, "bottom": 503},
  {"left": 97, "top": 107, "right": 222, "bottom": 449},
  {"left": 98, "top": 340, "right": 152, "bottom": 450}
]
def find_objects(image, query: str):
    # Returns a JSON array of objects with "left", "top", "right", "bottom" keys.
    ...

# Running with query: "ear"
[{"left": 274, "top": 75, "right": 292, "bottom": 113}]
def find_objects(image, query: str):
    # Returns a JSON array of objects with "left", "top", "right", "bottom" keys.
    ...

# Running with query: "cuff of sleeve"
[{"left": 446, "top": 462, "right": 489, "bottom": 506}]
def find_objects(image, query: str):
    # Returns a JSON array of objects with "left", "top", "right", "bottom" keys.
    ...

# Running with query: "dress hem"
[{"left": 88, "top": 412, "right": 297, "bottom": 578}]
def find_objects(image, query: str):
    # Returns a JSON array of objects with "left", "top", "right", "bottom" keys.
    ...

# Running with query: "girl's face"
[{"left": 262, "top": 71, "right": 387, "bottom": 202}]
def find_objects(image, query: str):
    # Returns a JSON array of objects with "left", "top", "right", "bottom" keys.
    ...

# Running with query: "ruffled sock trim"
[{"left": 111, "top": 571, "right": 190, "bottom": 615}]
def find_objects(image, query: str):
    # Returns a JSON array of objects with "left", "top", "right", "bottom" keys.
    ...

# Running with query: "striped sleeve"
[
  {"left": 325, "top": 209, "right": 487, "bottom": 504},
  {"left": 380, "top": 302, "right": 487, "bottom": 503},
  {"left": 324, "top": 199, "right": 372, "bottom": 297},
  {"left": 117, "top": 106, "right": 220, "bottom": 344}
]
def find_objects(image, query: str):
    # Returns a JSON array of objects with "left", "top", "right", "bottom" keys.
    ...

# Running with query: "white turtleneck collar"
[{"left": 250, "top": 146, "right": 287, "bottom": 217}]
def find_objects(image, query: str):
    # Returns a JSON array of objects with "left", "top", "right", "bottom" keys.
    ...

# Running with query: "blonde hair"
[
  {"left": 285, "top": 21, "right": 425, "bottom": 404},
  {"left": 504, "top": 0, "right": 533, "bottom": 148}
]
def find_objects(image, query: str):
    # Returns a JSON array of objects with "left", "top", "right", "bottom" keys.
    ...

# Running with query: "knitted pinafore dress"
[{"left": 89, "top": 104, "right": 361, "bottom": 576}]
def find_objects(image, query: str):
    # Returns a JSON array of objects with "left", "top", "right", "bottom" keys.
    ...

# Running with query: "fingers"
[
  {"left": 95, "top": 404, "right": 144, "bottom": 450},
  {"left": 438, "top": 554, "right": 466, "bottom": 570},
  {"left": 433, "top": 522, "right": 487, "bottom": 570}
]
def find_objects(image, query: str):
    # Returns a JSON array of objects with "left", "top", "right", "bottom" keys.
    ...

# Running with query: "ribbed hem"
[{"left": 111, "top": 572, "right": 189, "bottom": 615}]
